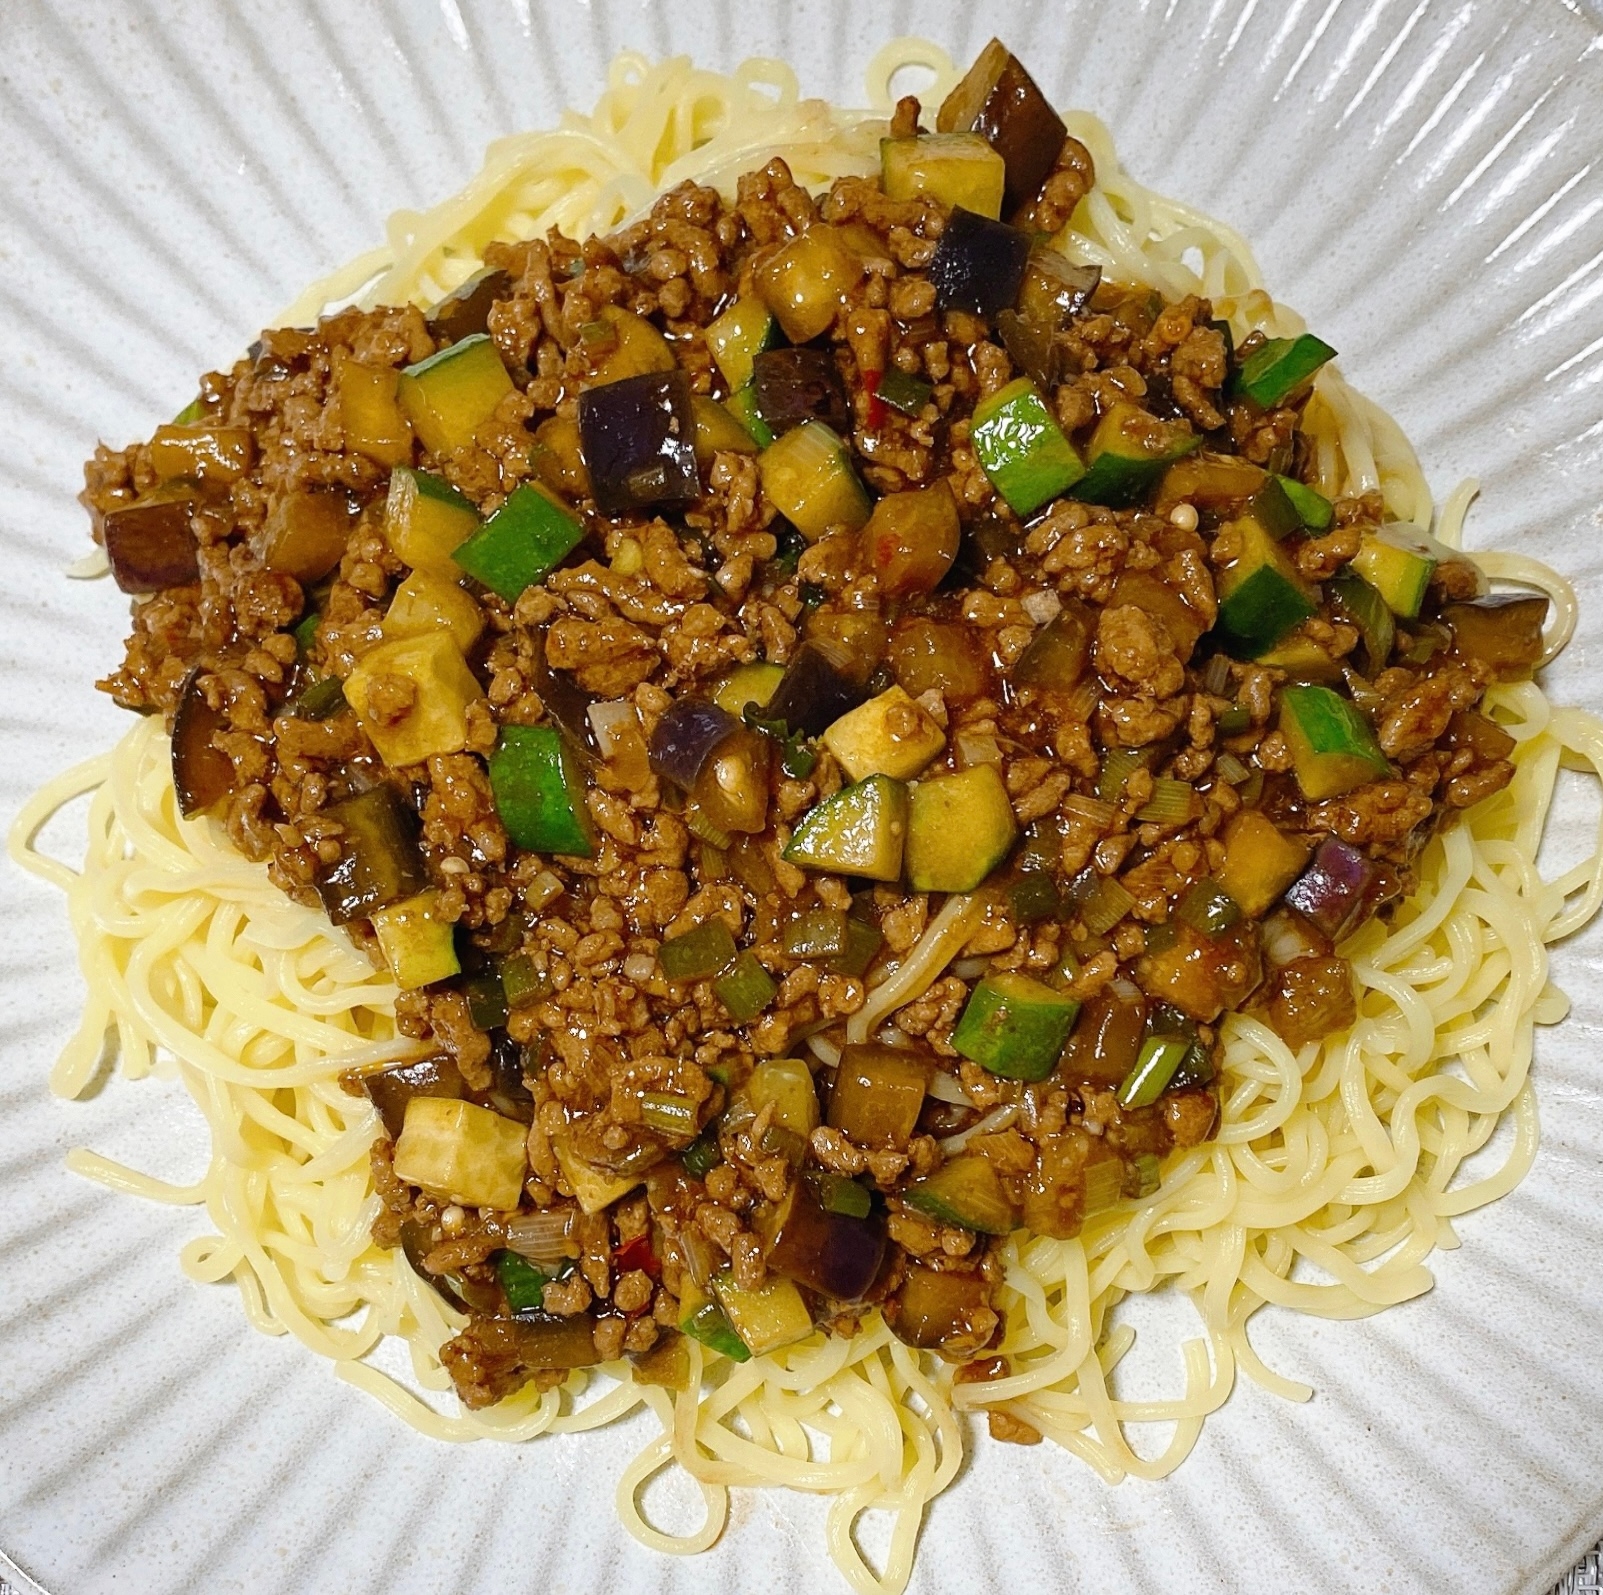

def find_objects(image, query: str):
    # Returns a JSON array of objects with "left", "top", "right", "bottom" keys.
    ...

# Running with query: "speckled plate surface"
[{"left": 4, "top": 3, "right": 1603, "bottom": 1592}]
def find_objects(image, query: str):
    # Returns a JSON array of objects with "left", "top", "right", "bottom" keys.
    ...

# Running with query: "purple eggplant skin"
[
  {"left": 647, "top": 696, "right": 742, "bottom": 792},
  {"left": 102, "top": 492, "right": 200, "bottom": 592},
  {"left": 578, "top": 369, "right": 701, "bottom": 515},
  {"left": 363, "top": 1053, "right": 469, "bottom": 1140},
  {"left": 427, "top": 267, "right": 513, "bottom": 344},
  {"left": 973, "top": 56, "right": 1069, "bottom": 216},
  {"left": 312, "top": 785, "right": 429, "bottom": 926},
  {"left": 766, "top": 1179, "right": 887, "bottom": 1302},
  {"left": 1282, "top": 838, "right": 1395, "bottom": 942},
  {"left": 929, "top": 209, "right": 1033, "bottom": 318},
  {"left": 171, "top": 668, "right": 237, "bottom": 818},
  {"left": 764, "top": 637, "right": 869, "bottom": 738},
  {"left": 751, "top": 348, "right": 850, "bottom": 436}
]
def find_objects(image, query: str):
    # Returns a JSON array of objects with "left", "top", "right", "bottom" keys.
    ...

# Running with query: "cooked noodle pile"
[{"left": 13, "top": 41, "right": 1603, "bottom": 1595}]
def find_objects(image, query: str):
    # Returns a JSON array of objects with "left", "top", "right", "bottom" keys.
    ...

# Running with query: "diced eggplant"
[
  {"left": 1108, "top": 569, "right": 1207, "bottom": 658},
  {"left": 337, "top": 361, "right": 413, "bottom": 468},
  {"left": 102, "top": 485, "right": 199, "bottom": 592},
  {"left": 1017, "top": 248, "right": 1101, "bottom": 328},
  {"left": 1282, "top": 836, "right": 1395, "bottom": 942},
  {"left": 1061, "top": 985, "right": 1148, "bottom": 1086},
  {"left": 149, "top": 423, "right": 254, "bottom": 484},
  {"left": 258, "top": 486, "right": 355, "bottom": 584},
  {"left": 1020, "top": 1127, "right": 1123, "bottom": 1239},
  {"left": 1255, "top": 955, "right": 1357, "bottom": 1049},
  {"left": 887, "top": 617, "right": 990, "bottom": 703},
  {"left": 1155, "top": 451, "right": 1268, "bottom": 518},
  {"left": 530, "top": 414, "right": 592, "bottom": 501},
  {"left": 578, "top": 369, "right": 701, "bottom": 515},
  {"left": 859, "top": 481, "right": 961, "bottom": 597},
  {"left": 937, "top": 39, "right": 1068, "bottom": 215},
  {"left": 426, "top": 266, "right": 513, "bottom": 344},
  {"left": 648, "top": 696, "right": 740, "bottom": 793},
  {"left": 904, "top": 1154, "right": 1015, "bottom": 1234},
  {"left": 827, "top": 1043, "right": 932, "bottom": 1147},
  {"left": 764, "top": 1178, "right": 887, "bottom": 1302},
  {"left": 1443, "top": 708, "right": 1517, "bottom": 765},
  {"left": 1216, "top": 810, "right": 1310, "bottom": 918},
  {"left": 765, "top": 636, "right": 870, "bottom": 738},
  {"left": 312, "top": 784, "right": 428, "bottom": 925},
  {"left": 929, "top": 207, "right": 1032, "bottom": 317},
  {"left": 886, "top": 1264, "right": 992, "bottom": 1351},
  {"left": 170, "top": 668, "right": 235, "bottom": 818},
  {"left": 751, "top": 347, "right": 849, "bottom": 437},
  {"left": 1443, "top": 594, "right": 1549, "bottom": 682},
  {"left": 754, "top": 227, "right": 865, "bottom": 343},
  {"left": 1134, "top": 920, "right": 1262, "bottom": 1024},
  {"left": 362, "top": 1053, "right": 468, "bottom": 1140},
  {"left": 1012, "top": 598, "right": 1093, "bottom": 693}
]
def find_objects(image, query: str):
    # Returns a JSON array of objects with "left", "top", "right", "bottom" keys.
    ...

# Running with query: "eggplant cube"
[
  {"left": 578, "top": 369, "right": 701, "bottom": 515},
  {"left": 101, "top": 488, "right": 200, "bottom": 592},
  {"left": 929, "top": 208, "right": 1032, "bottom": 317}
]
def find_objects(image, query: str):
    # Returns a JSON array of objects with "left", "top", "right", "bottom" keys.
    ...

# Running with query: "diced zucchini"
[
  {"left": 1276, "top": 474, "right": 1333, "bottom": 529},
  {"left": 385, "top": 467, "right": 480, "bottom": 571},
  {"left": 951, "top": 972, "right": 1081, "bottom": 1082},
  {"left": 1070, "top": 401, "right": 1200, "bottom": 509},
  {"left": 397, "top": 334, "right": 514, "bottom": 456},
  {"left": 784, "top": 775, "right": 909, "bottom": 883},
  {"left": 1214, "top": 517, "right": 1319, "bottom": 656},
  {"left": 488, "top": 725, "right": 596, "bottom": 856},
  {"left": 344, "top": 632, "right": 483, "bottom": 767},
  {"left": 451, "top": 482, "right": 584, "bottom": 601},
  {"left": 1279, "top": 684, "right": 1389, "bottom": 801},
  {"left": 691, "top": 394, "right": 761, "bottom": 466},
  {"left": 828, "top": 1043, "right": 931, "bottom": 1147},
  {"left": 879, "top": 132, "right": 1006, "bottom": 217},
  {"left": 758, "top": 421, "right": 873, "bottom": 541},
  {"left": 393, "top": 1096, "right": 527, "bottom": 1210},
  {"left": 877, "top": 368, "right": 934, "bottom": 417},
  {"left": 725, "top": 385, "right": 776, "bottom": 449},
  {"left": 903, "top": 1154, "right": 1015, "bottom": 1234},
  {"left": 970, "top": 377, "right": 1085, "bottom": 516},
  {"left": 905, "top": 765, "right": 1017, "bottom": 893},
  {"left": 1329, "top": 569, "right": 1396, "bottom": 670},
  {"left": 712, "top": 661, "right": 784, "bottom": 716},
  {"left": 337, "top": 360, "right": 413, "bottom": 467},
  {"left": 832, "top": 918, "right": 884, "bottom": 979},
  {"left": 552, "top": 1128, "right": 644, "bottom": 1215},
  {"left": 1013, "top": 599, "right": 1094, "bottom": 693},
  {"left": 754, "top": 228, "right": 865, "bottom": 344},
  {"left": 383, "top": 568, "right": 484, "bottom": 653},
  {"left": 1216, "top": 810, "right": 1310, "bottom": 917},
  {"left": 1241, "top": 475, "right": 1304, "bottom": 541},
  {"left": 369, "top": 888, "right": 461, "bottom": 990},
  {"left": 747, "top": 1057, "right": 820, "bottom": 1138},
  {"left": 822, "top": 685, "right": 945, "bottom": 783},
  {"left": 1232, "top": 333, "right": 1336, "bottom": 408},
  {"left": 1350, "top": 523, "right": 1451, "bottom": 619},
  {"left": 149, "top": 422, "right": 254, "bottom": 484},
  {"left": 706, "top": 297, "right": 781, "bottom": 393},
  {"left": 711, "top": 1270, "right": 815, "bottom": 1357},
  {"left": 713, "top": 950, "right": 778, "bottom": 1023},
  {"left": 579, "top": 304, "right": 676, "bottom": 388},
  {"left": 678, "top": 1277, "right": 751, "bottom": 1361},
  {"left": 1254, "top": 632, "right": 1341, "bottom": 681}
]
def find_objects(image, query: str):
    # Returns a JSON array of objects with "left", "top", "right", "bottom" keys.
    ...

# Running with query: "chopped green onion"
[
  {"left": 293, "top": 610, "right": 321, "bottom": 655},
  {"left": 1117, "top": 1036, "right": 1190, "bottom": 1109},
  {"left": 876, "top": 368, "right": 934, "bottom": 416},
  {"left": 810, "top": 1171, "right": 873, "bottom": 1218},
  {"left": 759, "top": 1123, "right": 807, "bottom": 1166},
  {"left": 1134, "top": 778, "right": 1196, "bottom": 826},
  {"left": 1200, "top": 652, "right": 1233, "bottom": 697},
  {"left": 681, "top": 1298, "right": 751, "bottom": 1361},
  {"left": 686, "top": 806, "right": 733, "bottom": 849},
  {"left": 1215, "top": 704, "right": 1251, "bottom": 736},
  {"left": 712, "top": 950, "right": 778, "bottom": 1023},
  {"left": 829, "top": 918, "right": 884, "bottom": 978},
  {"left": 1276, "top": 475, "right": 1334, "bottom": 529},
  {"left": 659, "top": 920, "right": 738, "bottom": 983},
  {"left": 781, "top": 908, "right": 852, "bottom": 960},
  {"left": 1214, "top": 751, "right": 1251, "bottom": 784},
  {"left": 292, "top": 675, "right": 347, "bottom": 720},
  {"left": 500, "top": 952, "right": 547, "bottom": 1009},
  {"left": 1330, "top": 569, "right": 1396, "bottom": 672},
  {"left": 172, "top": 395, "right": 207, "bottom": 425},
  {"left": 1125, "top": 1152, "right": 1163, "bottom": 1199},
  {"left": 1174, "top": 879, "right": 1242, "bottom": 938},
  {"left": 1097, "top": 747, "right": 1152, "bottom": 804},
  {"left": 641, "top": 1091, "right": 699, "bottom": 1140},
  {"left": 494, "top": 1249, "right": 548, "bottom": 1313},
  {"left": 464, "top": 972, "right": 509, "bottom": 1030},
  {"left": 1008, "top": 871, "right": 1060, "bottom": 924},
  {"left": 1167, "top": 1041, "right": 1216, "bottom": 1092},
  {"left": 1082, "top": 1158, "right": 1124, "bottom": 1216},
  {"left": 683, "top": 1129, "right": 722, "bottom": 1179},
  {"left": 1074, "top": 874, "right": 1135, "bottom": 938}
]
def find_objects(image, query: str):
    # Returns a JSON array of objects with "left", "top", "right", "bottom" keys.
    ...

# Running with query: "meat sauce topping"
[{"left": 84, "top": 42, "right": 1543, "bottom": 1410}]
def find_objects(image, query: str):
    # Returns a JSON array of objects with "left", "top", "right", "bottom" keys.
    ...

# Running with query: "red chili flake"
[
  {"left": 612, "top": 1232, "right": 659, "bottom": 1278},
  {"left": 862, "top": 368, "right": 886, "bottom": 431}
]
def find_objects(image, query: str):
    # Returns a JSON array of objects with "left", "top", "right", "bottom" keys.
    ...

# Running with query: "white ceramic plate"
[{"left": 4, "top": 3, "right": 1603, "bottom": 1592}]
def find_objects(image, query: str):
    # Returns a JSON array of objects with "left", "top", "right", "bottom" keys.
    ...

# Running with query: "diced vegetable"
[
  {"left": 905, "top": 764, "right": 1017, "bottom": 892},
  {"left": 1350, "top": 523, "right": 1453, "bottom": 619},
  {"left": 425, "top": 266, "right": 512, "bottom": 344},
  {"left": 725, "top": 384, "right": 776, "bottom": 449},
  {"left": 706, "top": 296, "right": 781, "bottom": 393},
  {"left": 1061, "top": 986, "right": 1148, "bottom": 1085},
  {"left": 690, "top": 395, "right": 761, "bottom": 466},
  {"left": 383, "top": 568, "right": 484, "bottom": 652},
  {"left": 929, "top": 207, "right": 1032, "bottom": 316},
  {"left": 1283, "top": 837, "right": 1394, "bottom": 942},
  {"left": 1214, "top": 516, "right": 1319, "bottom": 656},
  {"left": 530, "top": 414, "right": 592, "bottom": 500},
  {"left": 755, "top": 226, "right": 865, "bottom": 343},
  {"left": 1008, "top": 871, "right": 1060, "bottom": 924},
  {"left": 1256, "top": 955, "right": 1357, "bottom": 1049},
  {"left": 880, "top": 132, "right": 1006, "bottom": 217},
  {"left": 887, "top": 617, "right": 990, "bottom": 702},
  {"left": 1135, "top": 777, "right": 1197, "bottom": 826},
  {"left": 101, "top": 485, "right": 200, "bottom": 592},
  {"left": 361, "top": 1053, "right": 467, "bottom": 1140},
  {"left": 971, "top": 376, "right": 1085, "bottom": 516},
  {"left": 660, "top": 919, "right": 738, "bottom": 982},
  {"left": 451, "top": 482, "right": 584, "bottom": 600},
  {"left": 464, "top": 972, "right": 509, "bottom": 1031},
  {"left": 1256, "top": 631, "right": 1341, "bottom": 681},
  {"left": 812, "top": 1171, "right": 874, "bottom": 1219},
  {"left": 370, "top": 889, "right": 460, "bottom": 990},
  {"left": 1277, "top": 474, "right": 1334, "bottom": 529},
  {"left": 764, "top": 1179, "right": 887, "bottom": 1301},
  {"left": 876, "top": 368, "right": 935, "bottom": 417},
  {"left": 312, "top": 785, "right": 427, "bottom": 925},
  {"left": 631, "top": 1331, "right": 692, "bottom": 1391},
  {"left": 711, "top": 1270, "right": 815, "bottom": 1358},
  {"left": 751, "top": 347, "right": 849, "bottom": 436},
  {"left": 149, "top": 422, "right": 254, "bottom": 484},
  {"left": 1018, "top": 249, "right": 1101, "bottom": 332},
  {"left": 578, "top": 369, "right": 701, "bottom": 516},
  {"left": 1020, "top": 1127, "right": 1123, "bottom": 1239},
  {"left": 577, "top": 304, "right": 676, "bottom": 388},
  {"left": 937, "top": 38, "right": 1068, "bottom": 215},
  {"left": 258, "top": 486, "right": 353, "bottom": 584},
  {"left": 494, "top": 1248, "right": 548, "bottom": 1314},
  {"left": 393, "top": 1096, "right": 528, "bottom": 1210},
  {"left": 1279, "top": 684, "right": 1390, "bottom": 801},
  {"left": 781, "top": 907, "right": 851, "bottom": 960},
  {"left": 758, "top": 421, "right": 872, "bottom": 542},
  {"left": 713, "top": 950, "right": 778, "bottom": 1023},
  {"left": 337, "top": 360, "right": 413, "bottom": 467},
  {"left": 551, "top": 1128, "right": 644, "bottom": 1215},
  {"left": 1238, "top": 475, "right": 1304, "bottom": 542},
  {"left": 678, "top": 1278, "right": 752, "bottom": 1362},
  {"left": 1117, "top": 1036, "right": 1189, "bottom": 1110},
  {"left": 712, "top": 661, "right": 784, "bottom": 717},
  {"left": 1329, "top": 569, "right": 1396, "bottom": 672},
  {"left": 488, "top": 725, "right": 596, "bottom": 856},
  {"left": 1071, "top": 402, "right": 1201, "bottom": 509},
  {"left": 344, "top": 632, "right": 483, "bottom": 767},
  {"left": 1155, "top": 451, "right": 1268, "bottom": 518},
  {"left": 1217, "top": 810, "right": 1311, "bottom": 917},
  {"left": 1133, "top": 921, "right": 1261, "bottom": 1024},
  {"left": 860, "top": 480, "right": 962, "bottom": 596},
  {"left": 649, "top": 697, "right": 743, "bottom": 793},
  {"left": 640, "top": 1092, "right": 699, "bottom": 1141},
  {"left": 1443, "top": 594, "right": 1548, "bottom": 681},
  {"left": 952, "top": 972, "right": 1080, "bottom": 1082},
  {"left": 397, "top": 334, "right": 513, "bottom": 456},
  {"left": 823, "top": 685, "right": 945, "bottom": 783},
  {"left": 904, "top": 1154, "right": 1015, "bottom": 1234},
  {"left": 385, "top": 467, "right": 480, "bottom": 571},
  {"left": 828, "top": 1043, "right": 932, "bottom": 1147},
  {"left": 748, "top": 1057, "right": 821, "bottom": 1138},
  {"left": 1232, "top": 333, "right": 1336, "bottom": 408},
  {"left": 170, "top": 669, "right": 235, "bottom": 818},
  {"left": 766, "top": 636, "right": 870, "bottom": 736},
  {"left": 1174, "top": 878, "right": 1242, "bottom": 938},
  {"left": 887, "top": 1264, "right": 992, "bottom": 1350},
  {"left": 832, "top": 917, "right": 884, "bottom": 979},
  {"left": 1068, "top": 870, "right": 1136, "bottom": 937},
  {"left": 682, "top": 1128, "right": 722, "bottom": 1179}
]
